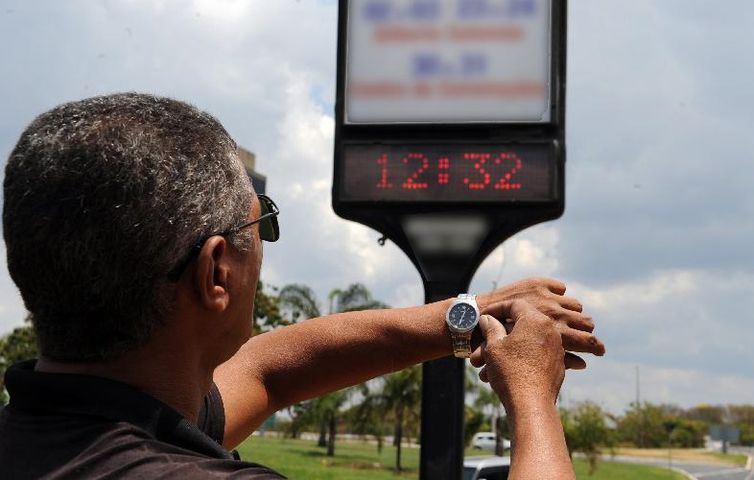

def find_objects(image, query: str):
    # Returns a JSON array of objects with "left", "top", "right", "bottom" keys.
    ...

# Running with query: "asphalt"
[{"left": 603, "top": 451, "right": 754, "bottom": 480}]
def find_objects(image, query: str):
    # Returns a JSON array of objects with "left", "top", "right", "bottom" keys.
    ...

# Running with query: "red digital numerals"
[
  {"left": 401, "top": 153, "right": 430, "bottom": 190},
  {"left": 375, "top": 152, "right": 523, "bottom": 191},
  {"left": 463, "top": 153, "right": 491, "bottom": 190},
  {"left": 376, "top": 154, "right": 392, "bottom": 189},
  {"left": 493, "top": 153, "right": 522, "bottom": 190}
]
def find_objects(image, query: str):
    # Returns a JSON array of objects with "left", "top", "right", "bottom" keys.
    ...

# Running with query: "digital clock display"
[{"left": 339, "top": 142, "right": 556, "bottom": 203}]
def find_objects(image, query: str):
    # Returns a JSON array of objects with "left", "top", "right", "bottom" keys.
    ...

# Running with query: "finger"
[
  {"left": 505, "top": 300, "right": 554, "bottom": 330},
  {"left": 477, "top": 314, "right": 508, "bottom": 344},
  {"left": 558, "top": 295, "right": 583, "bottom": 313},
  {"left": 478, "top": 366, "right": 489, "bottom": 383},
  {"left": 481, "top": 301, "right": 512, "bottom": 322},
  {"left": 557, "top": 325, "right": 606, "bottom": 356},
  {"left": 541, "top": 277, "right": 567, "bottom": 295},
  {"left": 470, "top": 343, "right": 486, "bottom": 368},
  {"left": 564, "top": 352, "right": 587, "bottom": 370},
  {"left": 554, "top": 310, "right": 595, "bottom": 333}
]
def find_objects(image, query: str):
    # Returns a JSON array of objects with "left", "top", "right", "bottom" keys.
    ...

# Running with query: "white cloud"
[
  {"left": 191, "top": 0, "right": 255, "bottom": 25},
  {"left": 570, "top": 270, "right": 699, "bottom": 312},
  {"left": 470, "top": 225, "right": 560, "bottom": 293}
]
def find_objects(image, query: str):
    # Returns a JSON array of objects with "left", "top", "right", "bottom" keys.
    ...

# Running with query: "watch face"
[{"left": 448, "top": 302, "right": 478, "bottom": 331}]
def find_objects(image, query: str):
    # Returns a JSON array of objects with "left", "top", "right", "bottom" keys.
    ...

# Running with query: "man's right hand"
[
  {"left": 471, "top": 300, "right": 567, "bottom": 413},
  {"left": 471, "top": 300, "right": 579, "bottom": 479}
]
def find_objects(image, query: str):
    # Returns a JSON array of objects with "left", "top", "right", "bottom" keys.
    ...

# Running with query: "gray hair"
[{"left": 3, "top": 93, "right": 253, "bottom": 361}]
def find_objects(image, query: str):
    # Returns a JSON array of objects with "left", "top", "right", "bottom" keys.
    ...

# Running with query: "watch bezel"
[{"left": 445, "top": 296, "right": 481, "bottom": 334}]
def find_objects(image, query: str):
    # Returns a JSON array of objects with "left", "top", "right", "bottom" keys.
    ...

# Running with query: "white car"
[
  {"left": 471, "top": 432, "right": 511, "bottom": 451},
  {"left": 463, "top": 455, "right": 511, "bottom": 480}
]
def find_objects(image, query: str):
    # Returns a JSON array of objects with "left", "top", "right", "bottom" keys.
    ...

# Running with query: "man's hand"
[
  {"left": 476, "top": 278, "right": 605, "bottom": 369},
  {"left": 471, "top": 302, "right": 565, "bottom": 412},
  {"left": 472, "top": 300, "right": 577, "bottom": 479}
]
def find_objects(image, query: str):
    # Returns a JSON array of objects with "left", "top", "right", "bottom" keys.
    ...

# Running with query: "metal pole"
[
  {"left": 636, "top": 365, "right": 643, "bottom": 448},
  {"left": 420, "top": 281, "right": 468, "bottom": 480}
]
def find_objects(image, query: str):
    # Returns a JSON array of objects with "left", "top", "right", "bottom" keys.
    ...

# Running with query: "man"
[{"left": 0, "top": 93, "right": 604, "bottom": 478}]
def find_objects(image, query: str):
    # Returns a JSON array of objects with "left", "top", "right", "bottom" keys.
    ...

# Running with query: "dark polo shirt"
[{"left": 0, "top": 360, "right": 285, "bottom": 479}]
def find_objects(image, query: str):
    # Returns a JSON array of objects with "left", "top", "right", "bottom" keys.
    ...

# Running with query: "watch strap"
[{"left": 451, "top": 331, "right": 473, "bottom": 358}]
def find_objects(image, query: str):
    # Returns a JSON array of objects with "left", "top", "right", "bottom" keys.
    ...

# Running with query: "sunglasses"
[
  {"left": 167, "top": 194, "right": 280, "bottom": 281},
  {"left": 224, "top": 194, "right": 280, "bottom": 243}
]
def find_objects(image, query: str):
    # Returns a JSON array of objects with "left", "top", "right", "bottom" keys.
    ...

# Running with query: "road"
[{"left": 604, "top": 453, "right": 753, "bottom": 480}]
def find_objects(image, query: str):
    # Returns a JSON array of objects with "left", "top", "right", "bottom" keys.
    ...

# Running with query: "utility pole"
[{"left": 636, "top": 365, "right": 643, "bottom": 448}]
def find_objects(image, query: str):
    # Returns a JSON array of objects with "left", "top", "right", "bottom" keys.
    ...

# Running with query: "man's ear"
[{"left": 193, "top": 236, "right": 231, "bottom": 313}]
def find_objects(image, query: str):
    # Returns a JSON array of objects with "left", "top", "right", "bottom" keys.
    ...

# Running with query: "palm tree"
[
  {"left": 357, "top": 366, "right": 422, "bottom": 472},
  {"left": 277, "top": 282, "right": 388, "bottom": 456},
  {"left": 329, "top": 283, "right": 389, "bottom": 313},
  {"left": 383, "top": 366, "right": 421, "bottom": 472},
  {"left": 350, "top": 383, "right": 387, "bottom": 454},
  {"left": 278, "top": 284, "right": 321, "bottom": 322}
]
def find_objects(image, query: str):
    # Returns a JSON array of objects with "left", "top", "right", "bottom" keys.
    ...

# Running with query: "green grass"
[
  {"left": 237, "top": 436, "right": 419, "bottom": 479},
  {"left": 707, "top": 451, "right": 749, "bottom": 466},
  {"left": 237, "top": 436, "right": 687, "bottom": 479}
]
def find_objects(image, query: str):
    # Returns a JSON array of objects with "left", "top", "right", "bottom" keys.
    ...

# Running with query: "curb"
[{"left": 670, "top": 467, "right": 698, "bottom": 480}]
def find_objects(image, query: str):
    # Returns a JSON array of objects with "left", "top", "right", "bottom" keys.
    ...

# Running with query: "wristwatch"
[{"left": 445, "top": 293, "right": 481, "bottom": 358}]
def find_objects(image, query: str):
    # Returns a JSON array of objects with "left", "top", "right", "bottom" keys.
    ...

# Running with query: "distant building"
[{"left": 237, "top": 147, "right": 267, "bottom": 195}]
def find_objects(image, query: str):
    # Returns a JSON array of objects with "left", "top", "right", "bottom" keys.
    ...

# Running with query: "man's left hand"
[{"left": 474, "top": 277, "right": 605, "bottom": 369}]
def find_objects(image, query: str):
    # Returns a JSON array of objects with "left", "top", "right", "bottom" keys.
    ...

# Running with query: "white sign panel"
[{"left": 346, "top": 0, "right": 553, "bottom": 124}]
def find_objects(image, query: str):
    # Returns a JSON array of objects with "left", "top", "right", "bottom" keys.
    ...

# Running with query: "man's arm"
[
  {"left": 214, "top": 278, "right": 603, "bottom": 448},
  {"left": 473, "top": 303, "right": 575, "bottom": 479}
]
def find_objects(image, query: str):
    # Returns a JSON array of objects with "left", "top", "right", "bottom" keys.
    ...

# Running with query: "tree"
[
  {"left": 253, "top": 279, "right": 286, "bottom": 333},
  {"left": 278, "top": 282, "right": 388, "bottom": 457},
  {"left": 356, "top": 366, "right": 422, "bottom": 472},
  {"left": 669, "top": 419, "right": 705, "bottom": 448},
  {"left": 317, "top": 388, "right": 352, "bottom": 457},
  {"left": 615, "top": 402, "right": 707, "bottom": 449},
  {"left": 729, "top": 405, "right": 754, "bottom": 446},
  {"left": 278, "top": 284, "right": 321, "bottom": 323},
  {"left": 729, "top": 404, "right": 754, "bottom": 426},
  {"left": 684, "top": 404, "right": 726, "bottom": 424},
  {"left": 382, "top": 366, "right": 421, "bottom": 472},
  {"left": 0, "top": 315, "right": 38, "bottom": 405},
  {"left": 329, "top": 283, "right": 389, "bottom": 313},
  {"left": 617, "top": 402, "right": 669, "bottom": 448},
  {"left": 567, "top": 402, "right": 610, "bottom": 475},
  {"left": 465, "top": 406, "right": 487, "bottom": 448},
  {"left": 348, "top": 383, "right": 387, "bottom": 454}
]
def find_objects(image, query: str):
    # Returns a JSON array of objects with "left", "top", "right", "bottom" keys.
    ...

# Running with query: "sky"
[{"left": 1, "top": 0, "right": 753, "bottom": 415}]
